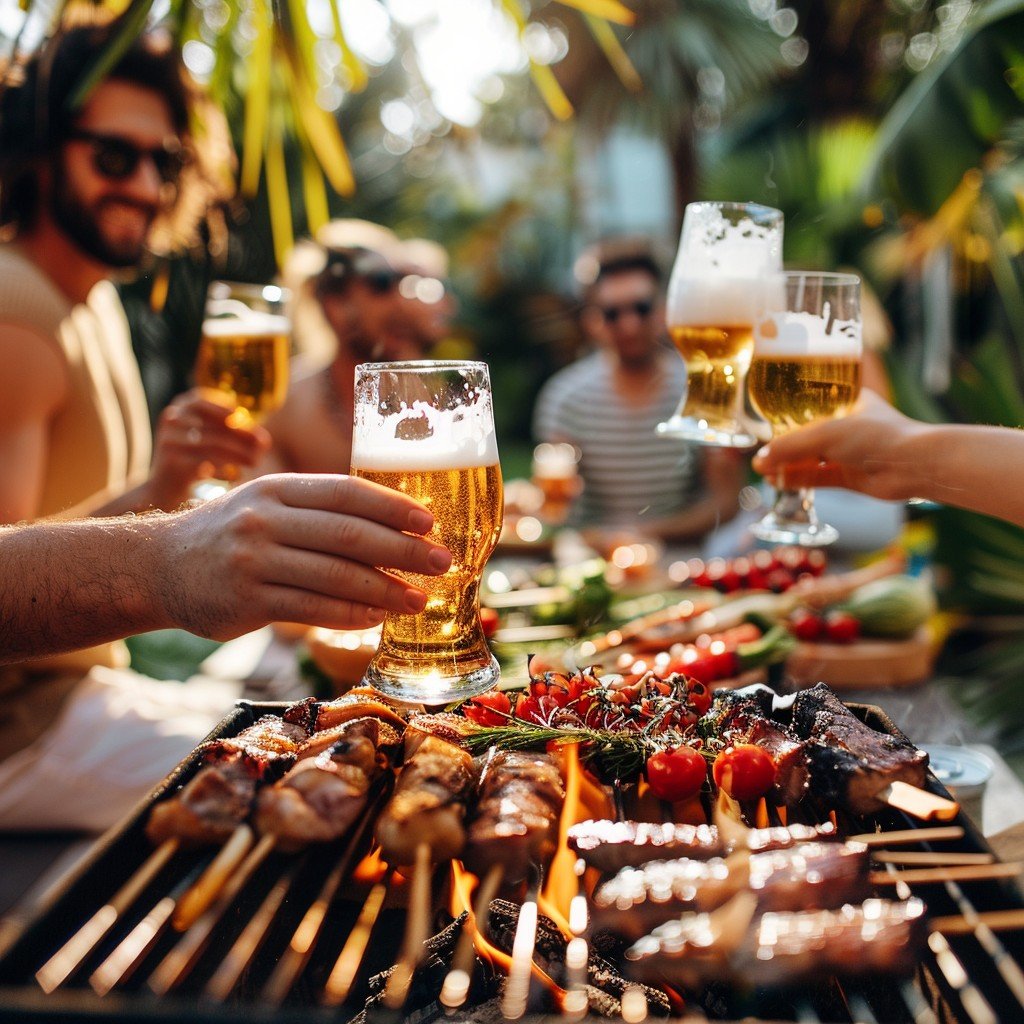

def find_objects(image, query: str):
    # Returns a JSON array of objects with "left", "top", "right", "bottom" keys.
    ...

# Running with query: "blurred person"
[
  {"left": 392, "top": 237, "right": 456, "bottom": 355},
  {"left": 0, "top": 473, "right": 451, "bottom": 829},
  {"left": 753, "top": 388, "right": 1024, "bottom": 528},
  {"left": 532, "top": 238, "right": 744, "bottom": 550},
  {"left": 262, "top": 223, "right": 437, "bottom": 475}
]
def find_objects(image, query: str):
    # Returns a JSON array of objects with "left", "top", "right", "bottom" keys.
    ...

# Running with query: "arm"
[
  {"left": 0, "top": 473, "right": 452, "bottom": 664},
  {"left": 752, "top": 390, "right": 1024, "bottom": 527}
]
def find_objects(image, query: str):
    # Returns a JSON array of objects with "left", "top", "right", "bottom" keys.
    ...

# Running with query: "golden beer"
[
  {"left": 195, "top": 328, "right": 290, "bottom": 422},
  {"left": 669, "top": 323, "right": 754, "bottom": 430},
  {"left": 748, "top": 355, "right": 861, "bottom": 434},
  {"left": 354, "top": 462, "right": 503, "bottom": 698}
]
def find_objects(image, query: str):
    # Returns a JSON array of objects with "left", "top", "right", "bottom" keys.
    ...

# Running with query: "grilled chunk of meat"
[
  {"left": 375, "top": 734, "right": 476, "bottom": 866},
  {"left": 255, "top": 717, "right": 397, "bottom": 851},
  {"left": 625, "top": 896, "right": 928, "bottom": 990},
  {"left": 710, "top": 697, "right": 810, "bottom": 805},
  {"left": 569, "top": 821, "right": 724, "bottom": 872},
  {"left": 791, "top": 684, "right": 928, "bottom": 814},
  {"left": 569, "top": 819, "right": 838, "bottom": 874},
  {"left": 316, "top": 690, "right": 407, "bottom": 733},
  {"left": 463, "top": 749, "right": 564, "bottom": 881},
  {"left": 592, "top": 841, "right": 870, "bottom": 940},
  {"left": 145, "top": 711, "right": 311, "bottom": 846}
]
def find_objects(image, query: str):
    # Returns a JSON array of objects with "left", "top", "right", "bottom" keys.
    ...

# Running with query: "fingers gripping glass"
[
  {"left": 749, "top": 272, "right": 862, "bottom": 547},
  {"left": 67, "top": 129, "right": 186, "bottom": 185}
]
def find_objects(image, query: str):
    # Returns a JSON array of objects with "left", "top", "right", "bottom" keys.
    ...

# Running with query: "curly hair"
[{"left": 0, "top": 14, "right": 234, "bottom": 253}]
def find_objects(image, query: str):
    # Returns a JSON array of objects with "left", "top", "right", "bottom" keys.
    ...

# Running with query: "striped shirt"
[{"left": 532, "top": 351, "right": 701, "bottom": 528}]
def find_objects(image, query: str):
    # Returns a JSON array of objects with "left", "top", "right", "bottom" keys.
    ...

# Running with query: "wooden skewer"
[
  {"left": 877, "top": 781, "right": 960, "bottom": 821},
  {"left": 321, "top": 868, "right": 395, "bottom": 1007},
  {"left": 932, "top": 909, "right": 1024, "bottom": 936},
  {"left": 171, "top": 823, "right": 254, "bottom": 931},
  {"left": 871, "top": 862, "right": 1022, "bottom": 886},
  {"left": 851, "top": 825, "right": 964, "bottom": 846},
  {"left": 872, "top": 850, "right": 995, "bottom": 867},
  {"left": 147, "top": 833, "right": 277, "bottom": 996},
  {"left": 382, "top": 842, "right": 433, "bottom": 1011},
  {"left": 35, "top": 837, "right": 179, "bottom": 993},
  {"left": 439, "top": 862, "right": 505, "bottom": 1010}
]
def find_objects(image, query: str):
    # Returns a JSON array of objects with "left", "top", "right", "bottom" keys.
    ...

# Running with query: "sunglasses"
[
  {"left": 598, "top": 298, "right": 655, "bottom": 325},
  {"left": 67, "top": 129, "right": 186, "bottom": 185}
]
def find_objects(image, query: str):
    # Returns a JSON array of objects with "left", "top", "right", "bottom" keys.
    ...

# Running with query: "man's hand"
[
  {"left": 752, "top": 390, "right": 929, "bottom": 502},
  {"left": 147, "top": 390, "right": 272, "bottom": 509},
  {"left": 152, "top": 473, "right": 452, "bottom": 639}
]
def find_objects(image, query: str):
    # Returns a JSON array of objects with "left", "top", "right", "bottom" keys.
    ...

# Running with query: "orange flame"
[
  {"left": 351, "top": 848, "right": 388, "bottom": 885},
  {"left": 542, "top": 745, "right": 593, "bottom": 928},
  {"left": 449, "top": 862, "right": 566, "bottom": 1001},
  {"left": 755, "top": 797, "right": 769, "bottom": 829}
]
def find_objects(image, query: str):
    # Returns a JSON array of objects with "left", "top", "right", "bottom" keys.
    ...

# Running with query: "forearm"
[
  {"left": 0, "top": 516, "right": 172, "bottom": 663},
  {"left": 902, "top": 424, "right": 1024, "bottom": 526}
]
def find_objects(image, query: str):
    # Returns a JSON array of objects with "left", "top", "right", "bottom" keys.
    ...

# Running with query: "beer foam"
[
  {"left": 667, "top": 275, "right": 784, "bottom": 327},
  {"left": 679, "top": 205, "right": 783, "bottom": 278},
  {"left": 351, "top": 399, "right": 499, "bottom": 470},
  {"left": 202, "top": 313, "right": 290, "bottom": 338},
  {"left": 754, "top": 310, "right": 861, "bottom": 357}
]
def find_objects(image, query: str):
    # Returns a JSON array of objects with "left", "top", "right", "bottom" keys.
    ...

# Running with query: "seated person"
[{"left": 532, "top": 237, "right": 744, "bottom": 550}]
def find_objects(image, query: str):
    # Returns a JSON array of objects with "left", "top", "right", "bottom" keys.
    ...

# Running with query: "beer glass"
[
  {"left": 658, "top": 201, "right": 784, "bottom": 447},
  {"left": 749, "top": 271, "right": 862, "bottom": 546},
  {"left": 352, "top": 360, "right": 503, "bottom": 705},
  {"left": 193, "top": 281, "right": 290, "bottom": 497}
]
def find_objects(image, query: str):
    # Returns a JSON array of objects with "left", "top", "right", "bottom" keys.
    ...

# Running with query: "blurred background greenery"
[{"left": 3, "top": 0, "right": 1024, "bottom": 755}]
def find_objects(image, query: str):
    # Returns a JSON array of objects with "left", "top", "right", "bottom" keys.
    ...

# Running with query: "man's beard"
[{"left": 50, "top": 162, "right": 155, "bottom": 269}]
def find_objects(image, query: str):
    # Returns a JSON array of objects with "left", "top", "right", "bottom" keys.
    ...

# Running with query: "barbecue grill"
[{"left": 1, "top": 698, "right": 1022, "bottom": 1024}]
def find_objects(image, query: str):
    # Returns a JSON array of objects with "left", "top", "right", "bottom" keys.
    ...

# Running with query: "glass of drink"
[
  {"left": 531, "top": 442, "right": 582, "bottom": 525},
  {"left": 658, "top": 201, "right": 784, "bottom": 447},
  {"left": 193, "top": 281, "right": 290, "bottom": 497},
  {"left": 749, "top": 271, "right": 862, "bottom": 546},
  {"left": 351, "top": 360, "right": 503, "bottom": 705}
]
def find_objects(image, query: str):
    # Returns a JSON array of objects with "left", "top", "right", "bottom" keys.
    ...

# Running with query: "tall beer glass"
[
  {"left": 352, "top": 361, "right": 503, "bottom": 705},
  {"left": 749, "top": 271, "right": 862, "bottom": 546},
  {"left": 658, "top": 201, "right": 784, "bottom": 447}
]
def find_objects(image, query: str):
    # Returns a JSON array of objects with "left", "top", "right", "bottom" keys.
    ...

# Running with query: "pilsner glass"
[
  {"left": 352, "top": 360, "right": 503, "bottom": 705},
  {"left": 658, "top": 201, "right": 784, "bottom": 447},
  {"left": 749, "top": 271, "right": 862, "bottom": 546}
]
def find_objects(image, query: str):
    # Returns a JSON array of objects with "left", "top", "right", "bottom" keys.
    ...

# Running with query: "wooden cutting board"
[{"left": 786, "top": 626, "right": 935, "bottom": 689}]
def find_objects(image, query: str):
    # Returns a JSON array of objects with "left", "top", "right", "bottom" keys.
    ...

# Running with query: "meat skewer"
[
  {"left": 591, "top": 840, "right": 872, "bottom": 941},
  {"left": 624, "top": 893, "right": 929, "bottom": 991}
]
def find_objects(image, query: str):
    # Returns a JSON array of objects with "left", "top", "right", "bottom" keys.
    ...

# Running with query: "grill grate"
[{"left": 0, "top": 700, "right": 1022, "bottom": 1024}]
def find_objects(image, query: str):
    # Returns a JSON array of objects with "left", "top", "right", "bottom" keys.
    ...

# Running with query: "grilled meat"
[
  {"left": 463, "top": 749, "right": 564, "bottom": 881},
  {"left": 592, "top": 841, "right": 870, "bottom": 940},
  {"left": 791, "top": 684, "right": 928, "bottom": 814},
  {"left": 625, "top": 896, "right": 928, "bottom": 990},
  {"left": 568, "top": 819, "right": 838, "bottom": 873},
  {"left": 375, "top": 733, "right": 476, "bottom": 866},
  {"left": 315, "top": 689, "right": 407, "bottom": 733},
  {"left": 145, "top": 713, "right": 310, "bottom": 846},
  {"left": 255, "top": 717, "right": 398, "bottom": 851}
]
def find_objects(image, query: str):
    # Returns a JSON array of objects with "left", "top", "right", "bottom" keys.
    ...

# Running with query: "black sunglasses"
[
  {"left": 67, "top": 129, "right": 186, "bottom": 185},
  {"left": 598, "top": 298, "right": 655, "bottom": 325}
]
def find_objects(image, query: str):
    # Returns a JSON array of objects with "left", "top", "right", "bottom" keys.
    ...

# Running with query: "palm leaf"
[
  {"left": 555, "top": 0, "right": 635, "bottom": 27},
  {"left": 529, "top": 61, "right": 574, "bottom": 121},
  {"left": 584, "top": 13, "right": 641, "bottom": 93},
  {"left": 239, "top": 0, "right": 272, "bottom": 198},
  {"left": 264, "top": 112, "right": 293, "bottom": 271},
  {"left": 327, "top": 0, "right": 367, "bottom": 93}
]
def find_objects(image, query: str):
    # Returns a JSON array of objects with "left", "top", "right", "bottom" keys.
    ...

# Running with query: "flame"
[
  {"left": 777, "top": 804, "right": 788, "bottom": 826},
  {"left": 448, "top": 861, "right": 565, "bottom": 1001},
  {"left": 755, "top": 797, "right": 769, "bottom": 829},
  {"left": 351, "top": 848, "right": 388, "bottom": 885},
  {"left": 542, "top": 745, "right": 594, "bottom": 927}
]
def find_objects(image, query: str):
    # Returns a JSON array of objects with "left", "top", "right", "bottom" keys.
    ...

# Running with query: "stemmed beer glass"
[
  {"left": 658, "top": 201, "right": 784, "bottom": 447},
  {"left": 193, "top": 281, "right": 290, "bottom": 496},
  {"left": 351, "top": 361, "right": 503, "bottom": 705},
  {"left": 748, "top": 272, "right": 862, "bottom": 546}
]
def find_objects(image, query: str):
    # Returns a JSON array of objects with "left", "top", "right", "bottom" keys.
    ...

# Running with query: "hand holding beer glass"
[
  {"left": 351, "top": 361, "right": 503, "bottom": 705},
  {"left": 749, "top": 272, "right": 862, "bottom": 546},
  {"left": 659, "top": 201, "right": 783, "bottom": 447},
  {"left": 193, "top": 281, "right": 290, "bottom": 495}
]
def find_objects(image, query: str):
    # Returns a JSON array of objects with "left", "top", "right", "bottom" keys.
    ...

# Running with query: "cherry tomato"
[
  {"left": 647, "top": 746, "right": 708, "bottom": 802},
  {"left": 766, "top": 568, "right": 795, "bottom": 593},
  {"left": 789, "top": 608, "right": 825, "bottom": 642},
  {"left": 712, "top": 744, "right": 776, "bottom": 800},
  {"left": 464, "top": 689, "right": 512, "bottom": 726},
  {"left": 479, "top": 607, "right": 500, "bottom": 638},
  {"left": 686, "top": 680, "right": 712, "bottom": 717},
  {"left": 825, "top": 610, "right": 861, "bottom": 644}
]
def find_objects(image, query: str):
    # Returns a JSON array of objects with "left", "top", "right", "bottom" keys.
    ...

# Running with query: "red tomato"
[
  {"left": 824, "top": 610, "right": 861, "bottom": 643},
  {"left": 646, "top": 746, "right": 708, "bottom": 802},
  {"left": 789, "top": 608, "right": 825, "bottom": 642},
  {"left": 479, "top": 607, "right": 500, "bottom": 638},
  {"left": 464, "top": 689, "right": 512, "bottom": 726},
  {"left": 686, "top": 681, "right": 712, "bottom": 717},
  {"left": 712, "top": 744, "right": 776, "bottom": 800}
]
